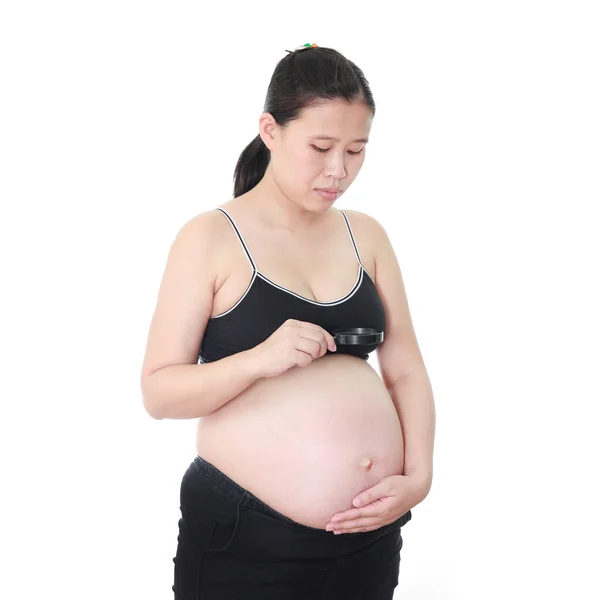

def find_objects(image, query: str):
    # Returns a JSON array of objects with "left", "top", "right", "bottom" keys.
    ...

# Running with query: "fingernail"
[{"left": 325, "top": 525, "right": 334, "bottom": 531}]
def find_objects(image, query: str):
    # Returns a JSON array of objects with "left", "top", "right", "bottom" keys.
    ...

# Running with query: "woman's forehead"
[{"left": 292, "top": 101, "right": 373, "bottom": 136}]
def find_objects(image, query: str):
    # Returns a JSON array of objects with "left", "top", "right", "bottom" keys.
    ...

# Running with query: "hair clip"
[{"left": 285, "top": 43, "right": 319, "bottom": 54}]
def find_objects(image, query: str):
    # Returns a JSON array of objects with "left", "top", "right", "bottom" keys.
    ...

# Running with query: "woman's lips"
[{"left": 315, "top": 189, "right": 341, "bottom": 200}]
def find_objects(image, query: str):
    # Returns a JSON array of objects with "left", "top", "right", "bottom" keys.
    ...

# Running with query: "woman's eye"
[{"left": 311, "top": 145, "right": 364, "bottom": 155}]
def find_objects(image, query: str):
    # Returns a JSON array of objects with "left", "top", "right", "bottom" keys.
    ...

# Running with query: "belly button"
[{"left": 359, "top": 457, "right": 373, "bottom": 471}]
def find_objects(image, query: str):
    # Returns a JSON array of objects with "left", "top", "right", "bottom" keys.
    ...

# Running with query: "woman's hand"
[
  {"left": 325, "top": 473, "right": 430, "bottom": 534},
  {"left": 249, "top": 319, "right": 337, "bottom": 379}
]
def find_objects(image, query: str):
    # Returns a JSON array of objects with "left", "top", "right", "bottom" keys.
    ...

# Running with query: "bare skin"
[{"left": 141, "top": 99, "right": 425, "bottom": 530}]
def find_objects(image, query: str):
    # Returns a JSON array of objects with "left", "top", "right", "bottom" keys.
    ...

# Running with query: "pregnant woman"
[{"left": 141, "top": 44, "right": 435, "bottom": 599}]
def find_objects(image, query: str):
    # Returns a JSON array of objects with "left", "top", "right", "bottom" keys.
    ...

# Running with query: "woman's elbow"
[{"left": 140, "top": 374, "right": 164, "bottom": 420}]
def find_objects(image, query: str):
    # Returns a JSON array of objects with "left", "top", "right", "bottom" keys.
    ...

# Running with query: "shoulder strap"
[
  {"left": 215, "top": 208, "right": 257, "bottom": 272},
  {"left": 339, "top": 210, "right": 363, "bottom": 267}
]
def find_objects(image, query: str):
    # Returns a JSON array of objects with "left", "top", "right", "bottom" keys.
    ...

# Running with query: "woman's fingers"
[{"left": 326, "top": 516, "right": 386, "bottom": 534}]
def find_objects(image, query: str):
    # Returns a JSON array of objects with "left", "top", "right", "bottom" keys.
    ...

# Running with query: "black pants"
[{"left": 172, "top": 455, "right": 412, "bottom": 599}]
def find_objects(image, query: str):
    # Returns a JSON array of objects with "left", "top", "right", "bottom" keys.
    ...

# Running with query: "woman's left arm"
[
  {"left": 324, "top": 211, "right": 435, "bottom": 533},
  {"left": 360, "top": 211, "right": 436, "bottom": 492}
]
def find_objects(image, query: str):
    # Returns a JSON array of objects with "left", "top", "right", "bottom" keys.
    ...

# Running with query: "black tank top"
[{"left": 198, "top": 208, "right": 386, "bottom": 363}]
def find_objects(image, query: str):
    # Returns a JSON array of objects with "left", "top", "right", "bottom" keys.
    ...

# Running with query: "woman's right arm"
[
  {"left": 140, "top": 211, "right": 264, "bottom": 420},
  {"left": 141, "top": 352, "right": 263, "bottom": 420}
]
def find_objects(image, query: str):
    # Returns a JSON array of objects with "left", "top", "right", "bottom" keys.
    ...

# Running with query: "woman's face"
[{"left": 259, "top": 99, "right": 372, "bottom": 209}]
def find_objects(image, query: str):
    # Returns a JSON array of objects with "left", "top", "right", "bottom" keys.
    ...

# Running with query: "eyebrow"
[{"left": 310, "top": 135, "right": 370, "bottom": 143}]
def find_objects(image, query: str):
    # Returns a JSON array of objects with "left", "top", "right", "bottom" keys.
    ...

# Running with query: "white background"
[{"left": 1, "top": 1, "right": 599, "bottom": 598}]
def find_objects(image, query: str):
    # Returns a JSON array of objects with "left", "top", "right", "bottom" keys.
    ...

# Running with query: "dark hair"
[{"left": 232, "top": 46, "right": 376, "bottom": 198}]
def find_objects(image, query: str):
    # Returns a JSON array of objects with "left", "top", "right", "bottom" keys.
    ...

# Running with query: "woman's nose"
[{"left": 325, "top": 156, "right": 347, "bottom": 179}]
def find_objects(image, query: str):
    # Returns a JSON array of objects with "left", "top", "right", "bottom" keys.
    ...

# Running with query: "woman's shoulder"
[
  {"left": 167, "top": 206, "right": 239, "bottom": 272},
  {"left": 176, "top": 204, "right": 235, "bottom": 239},
  {"left": 338, "top": 208, "right": 389, "bottom": 242}
]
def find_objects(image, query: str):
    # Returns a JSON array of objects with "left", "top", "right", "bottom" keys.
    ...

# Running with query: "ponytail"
[{"left": 232, "top": 134, "right": 271, "bottom": 198}]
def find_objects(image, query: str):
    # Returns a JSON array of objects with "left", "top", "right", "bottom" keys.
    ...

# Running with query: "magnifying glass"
[{"left": 332, "top": 327, "right": 384, "bottom": 356}]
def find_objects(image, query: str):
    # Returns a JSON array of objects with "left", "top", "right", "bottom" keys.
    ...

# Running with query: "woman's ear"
[{"left": 258, "top": 112, "right": 278, "bottom": 151}]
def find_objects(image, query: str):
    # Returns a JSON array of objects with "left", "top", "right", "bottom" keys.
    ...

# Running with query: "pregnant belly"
[{"left": 195, "top": 353, "right": 405, "bottom": 529}]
